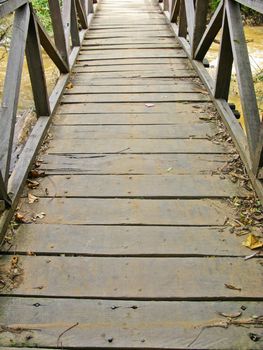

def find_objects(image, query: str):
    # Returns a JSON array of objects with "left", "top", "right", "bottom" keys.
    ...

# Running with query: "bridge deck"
[{"left": 0, "top": 0, "right": 262, "bottom": 349}]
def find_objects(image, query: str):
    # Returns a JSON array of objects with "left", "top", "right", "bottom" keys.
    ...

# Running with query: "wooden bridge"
[{"left": 0, "top": 0, "right": 263, "bottom": 349}]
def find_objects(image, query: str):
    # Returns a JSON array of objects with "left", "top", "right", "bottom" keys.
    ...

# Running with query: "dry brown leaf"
[
  {"left": 242, "top": 234, "right": 263, "bottom": 250},
  {"left": 29, "top": 170, "right": 45, "bottom": 178},
  {"left": 224, "top": 283, "right": 242, "bottom": 291},
  {"left": 27, "top": 180, "right": 40, "bottom": 189},
  {"left": 66, "top": 82, "right": 73, "bottom": 89},
  {"left": 15, "top": 212, "right": 28, "bottom": 223},
  {"left": 28, "top": 193, "right": 39, "bottom": 204}
]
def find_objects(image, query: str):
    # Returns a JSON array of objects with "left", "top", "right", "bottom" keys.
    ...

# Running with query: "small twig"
[{"left": 57, "top": 322, "right": 79, "bottom": 348}]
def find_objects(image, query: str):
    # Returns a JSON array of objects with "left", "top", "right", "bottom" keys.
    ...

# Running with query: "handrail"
[
  {"left": 161, "top": 0, "right": 263, "bottom": 200},
  {"left": 0, "top": 0, "right": 97, "bottom": 221}
]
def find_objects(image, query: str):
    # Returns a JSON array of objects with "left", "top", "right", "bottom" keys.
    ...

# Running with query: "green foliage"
[{"left": 32, "top": 0, "right": 52, "bottom": 33}]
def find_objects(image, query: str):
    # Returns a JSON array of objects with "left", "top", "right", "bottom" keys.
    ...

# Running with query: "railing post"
[
  {"left": 191, "top": 0, "right": 209, "bottom": 58},
  {"left": 214, "top": 5, "right": 233, "bottom": 100},
  {"left": 26, "top": 5, "right": 50, "bottom": 116},
  {"left": 178, "top": 0, "right": 187, "bottom": 38},
  {"left": 0, "top": 3, "right": 30, "bottom": 184},
  {"left": 48, "top": 0, "right": 69, "bottom": 67}
]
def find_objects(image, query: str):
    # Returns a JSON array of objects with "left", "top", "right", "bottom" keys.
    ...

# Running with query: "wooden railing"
[
  {"left": 0, "top": 0, "right": 97, "bottom": 230},
  {"left": 160, "top": 0, "right": 263, "bottom": 200}
]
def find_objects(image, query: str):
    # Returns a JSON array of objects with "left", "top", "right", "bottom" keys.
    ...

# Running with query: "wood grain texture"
[
  {"left": 18, "top": 198, "right": 233, "bottom": 225},
  {"left": 0, "top": 255, "right": 261, "bottom": 298},
  {"left": 6, "top": 224, "right": 254, "bottom": 256},
  {"left": 24, "top": 174, "right": 248, "bottom": 198},
  {"left": 0, "top": 298, "right": 261, "bottom": 349}
]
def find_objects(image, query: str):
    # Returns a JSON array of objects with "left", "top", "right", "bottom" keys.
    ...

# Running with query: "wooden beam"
[
  {"left": 88, "top": 0, "right": 94, "bottom": 14},
  {"left": 191, "top": 0, "right": 209, "bottom": 58},
  {"left": 0, "top": 3, "right": 30, "bottom": 184},
  {"left": 48, "top": 0, "right": 69, "bottom": 66},
  {"left": 36, "top": 16, "right": 69, "bottom": 73},
  {"left": 0, "top": 170, "right": 11, "bottom": 207},
  {"left": 170, "top": 0, "right": 180, "bottom": 23},
  {"left": 178, "top": 0, "right": 187, "bottom": 38},
  {"left": 194, "top": 0, "right": 224, "bottom": 60},
  {"left": 214, "top": 8, "right": 233, "bottom": 100},
  {"left": 61, "top": 0, "right": 71, "bottom": 53},
  {"left": 0, "top": 0, "right": 27, "bottom": 18},
  {"left": 226, "top": 0, "right": 260, "bottom": 165},
  {"left": 235, "top": 0, "right": 263, "bottom": 14},
  {"left": 184, "top": 0, "right": 195, "bottom": 44},
  {"left": 75, "top": 0, "right": 88, "bottom": 29},
  {"left": 70, "top": 0, "right": 81, "bottom": 47},
  {"left": 26, "top": 7, "right": 50, "bottom": 117}
]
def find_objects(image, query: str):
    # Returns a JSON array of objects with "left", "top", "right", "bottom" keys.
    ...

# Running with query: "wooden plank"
[
  {"left": 53, "top": 112, "right": 213, "bottom": 125},
  {"left": 81, "top": 42, "right": 180, "bottom": 49},
  {"left": 0, "top": 0, "right": 28, "bottom": 18},
  {"left": 17, "top": 197, "right": 233, "bottom": 225},
  {"left": 72, "top": 71, "right": 198, "bottom": 81},
  {"left": 0, "top": 4, "right": 30, "bottom": 183},
  {"left": 2, "top": 255, "right": 263, "bottom": 298},
  {"left": 77, "top": 49, "right": 187, "bottom": 60},
  {"left": 61, "top": 92, "right": 209, "bottom": 103},
  {"left": 0, "top": 298, "right": 261, "bottom": 349},
  {"left": 47, "top": 140, "right": 229, "bottom": 155},
  {"left": 64, "top": 82, "right": 202, "bottom": 94},
  {"left": 51, "top": 124, "right": 215, "bottom": 139},
  {"left": 26, "top": 174, "right": 248, "bottom": 198},
  {"left": 6, "top": 224, "right": 253, "bottom": 256},
  {"left": 75, "top": 57, "right": 189, "bottom": 66},
  {"left": 58, "top": 102, "right": 212, "bottom": 114},
  {"left": 83, "top": 37, "right": 178, "bottom": 44}
]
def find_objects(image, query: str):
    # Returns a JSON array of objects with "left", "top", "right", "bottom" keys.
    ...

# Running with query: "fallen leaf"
[
  {"left": 66, "top": 82, "right": 73, "bottom": 89},
  {"left": 27, "top": 180, "right": 40, "bottom": 189},
  {"left": 166, "top": 167, "right": 173, "bottom": 172},
  {"left": 145, "top": 103, "right": 155, "bottom": 108},
  {"left": 242, "top": 234, "right": 263, "bottom": 250},
  {"left": 35, "top": 212, "right": 46, "bottom": 219},
  {"left": 15, "top": 212, "right": 28, "bottom": 223},
  {"left": 28, "top": 193, "right": 39, "bottom": 204},
  {"left": 29, "top": 170, "right": 46, "bottom": 178},
  {"left": 224, "top": 283, "right": 242, "bottom": 291}
]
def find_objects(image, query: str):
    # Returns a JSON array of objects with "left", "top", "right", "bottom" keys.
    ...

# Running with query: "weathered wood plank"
[
  {"left": 53, "top": 112, "right": 214, "bottom": 125},
  {"left": 1, "top": 256, "right": 262, "bottom": 298},
  {"left": 64, "top": 82, "right": 202, "bottom": 94},
  {"left": 6, "top": 224, "right": 252, "bottom": 256},
  {"left": 47, "top": 140, "right": 229, "bottom": 155},
  {"left": 0, "top": 298, "right": 261, "bottom": 349},
  {"left": 18, "top": 198, "right": 233, "bottom": 225},
  {"left": 51, "top": 124, "right": 215, "bottom": 139},
  {"left": 61, "top": 92, "right": 209, "bottom": 103},
  {"left": 57, "top": 102, "right": 211, "bottom": 114},
  {"left": 75, "top": 57, "right": 189, "bottom": 66},
  {"left": 77, "top": 49, "right": 187, "bottom": 60},
  {"left": 73, "top": 62, "right": 193, "bottom": 72},
  {"left": 25, "top": 174, "right": 248, "bottom": 198}
]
